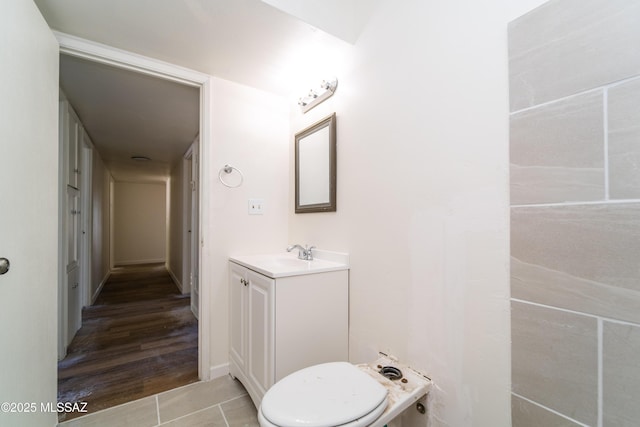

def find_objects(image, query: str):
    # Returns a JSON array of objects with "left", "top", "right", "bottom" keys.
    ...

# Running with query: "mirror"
[{"left": 295, "top": 113, "right": 336, "bottom": 213}]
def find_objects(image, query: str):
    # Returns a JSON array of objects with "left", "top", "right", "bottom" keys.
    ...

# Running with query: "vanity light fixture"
[{"left": 298, "top": 78, "right": 338, "bottom": 113}]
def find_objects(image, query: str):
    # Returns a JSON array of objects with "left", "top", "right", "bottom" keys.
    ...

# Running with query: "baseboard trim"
[
  {"left": 210, "top": 363, "right": 230, "bottom": 380},
  {"left": 191, "top": 303, "right": 199, "bottom": 319},
  {"left": 113, "top": 258, "right": 166, "bottom": 266},
  {"left": 167, "top": 267, "right": 184, "bottom": 293},
  {"left": 91, "top": 271, "right": 111, "bottom": 304}
]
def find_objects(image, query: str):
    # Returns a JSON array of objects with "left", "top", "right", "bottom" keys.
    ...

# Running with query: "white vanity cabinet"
[
  {"left": 229, "top": 262, "right": 275, "bottom": 400},
  {"left": 228, "top": 254, "right": 349, "bottom": 409}
]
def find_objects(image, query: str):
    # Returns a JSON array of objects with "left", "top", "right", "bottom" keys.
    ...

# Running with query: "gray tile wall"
[
  {"left": 510, "top": 92, "right": 604, "bottom": 205},
  {"left": 509, "top": 0, "right": 640, "bottom": 111},
  {"left": 512, "top": 395, "right": 582, "bottom": 427},
  {"left": 512, "top": 302, "right": 598, "bottom": 425},
  {"left": 509, "top": 1, "right": 640, "bottom": 426},
  {"left": 609, "top": 79, "right": 640, "bottom": 200},
  {"left": 603, "top": 322, "right": 640, "bottom": 426}
]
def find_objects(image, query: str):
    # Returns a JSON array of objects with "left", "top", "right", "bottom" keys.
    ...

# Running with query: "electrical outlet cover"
[{"left": 248, "top": 198, "right": 264, "bottom": 215}]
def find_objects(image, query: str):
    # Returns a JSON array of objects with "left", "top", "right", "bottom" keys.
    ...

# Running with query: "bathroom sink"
[{"left": 229, "top": 251, "right": 349, "bottom": 278}]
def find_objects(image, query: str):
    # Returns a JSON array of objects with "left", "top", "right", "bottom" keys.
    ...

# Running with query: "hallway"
[{"left": 58, "top": 263, "right": 198, "bottom": 420}]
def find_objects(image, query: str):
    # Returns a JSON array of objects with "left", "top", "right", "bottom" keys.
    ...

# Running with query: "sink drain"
[{"left": 379, "top": 365, "right": 403, "bottom": 380}]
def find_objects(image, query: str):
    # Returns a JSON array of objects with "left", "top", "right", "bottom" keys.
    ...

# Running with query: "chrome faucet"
[{"left": 286, "top": 244, "right": 315, "bottom": 261}]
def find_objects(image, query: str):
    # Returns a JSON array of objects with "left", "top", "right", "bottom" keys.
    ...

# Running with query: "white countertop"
[{"left": 229, "top": 250, "right": 349, "bottom": 278}]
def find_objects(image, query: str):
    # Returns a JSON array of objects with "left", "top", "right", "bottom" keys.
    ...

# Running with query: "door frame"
[{"left": 56, "top": 32, "right": 212, "bottom": 381}]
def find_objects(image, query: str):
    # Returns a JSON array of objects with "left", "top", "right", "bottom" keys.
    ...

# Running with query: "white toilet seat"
[
  {"left": 258, "top": 397, "right": 388, "bottom": 427},
  {"left": 259, "top": 362, "right": 389, "bottom": 427}
]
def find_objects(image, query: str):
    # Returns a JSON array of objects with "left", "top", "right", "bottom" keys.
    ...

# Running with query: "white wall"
[
  {"left": 113, "top": 181, "right": 167, "bottom": 265},
  {"left": 204, "top": 76, "right": 290, "bottom": 371},
  {"left": 288, "top": 0, "right": 548, "bottom": 425}
]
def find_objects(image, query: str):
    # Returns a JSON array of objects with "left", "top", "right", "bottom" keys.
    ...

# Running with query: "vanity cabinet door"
[
  {"left": 247, "top": 270, "right": 275, "bottom": 398},
  {"left": 229, "top": 262, "right": 275, "bottom": 404},
  {"left": 229, "top": 262, "right": 247, "bottom": 374}
]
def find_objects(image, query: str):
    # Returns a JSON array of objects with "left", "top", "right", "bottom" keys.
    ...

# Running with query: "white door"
[
  {"left": 80, "top": 131, "right": 93, "bottom": 307},
  {"left": 67, "top": 266, "right": 81, "bottom": 340},
  {"left": 66, "top": 186, "right": 82, "bottom": 342},
  {"left": 59, "top": 100, "right": 85, "bottom": 355},
  {"left": 190, "top": 141, "right": 200, "bottom": 317},
  {"left": 65, "top": 104, "right": 80, "bottom": 188},
  {"left": 184, "top": 155, "right": 192, "bottom": 294},
  {"left": 0, "top": 2, "right": 59, "bottom": 427}
]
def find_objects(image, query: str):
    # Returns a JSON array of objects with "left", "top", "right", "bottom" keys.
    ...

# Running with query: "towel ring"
[{"left": 218, "top": 164, "right": 244, "bottom": 188}]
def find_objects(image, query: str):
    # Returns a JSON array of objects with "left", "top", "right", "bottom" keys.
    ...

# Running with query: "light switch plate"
[{"left": 248, "top": 198, "right": 264, "bottom": 215}]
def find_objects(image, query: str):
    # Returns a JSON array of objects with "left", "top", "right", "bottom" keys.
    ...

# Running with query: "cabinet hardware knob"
[{"left": 0, "top": 258, "right": 10, "bottom": 275}]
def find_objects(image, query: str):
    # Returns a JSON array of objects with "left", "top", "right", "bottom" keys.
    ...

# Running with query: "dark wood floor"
[{"left": 58, "top": 263, "right": 198, "bottom": 419}]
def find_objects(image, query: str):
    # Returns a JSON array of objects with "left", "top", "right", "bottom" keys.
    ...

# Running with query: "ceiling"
[
  {"left": 34, "top": 0, "right": 360, "bottom": 182},
  {"left": 60, "top": 54, "right": 199, "bottom": 182}
]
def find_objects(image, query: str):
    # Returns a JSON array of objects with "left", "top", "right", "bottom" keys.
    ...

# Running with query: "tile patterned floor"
[{"left": 58, "top": 376, "right": 259, "bottom": 427}]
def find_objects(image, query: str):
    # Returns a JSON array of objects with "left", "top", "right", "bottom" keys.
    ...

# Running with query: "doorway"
[{"left": 56, "top": 34, "right": 212, "bottom": 413}]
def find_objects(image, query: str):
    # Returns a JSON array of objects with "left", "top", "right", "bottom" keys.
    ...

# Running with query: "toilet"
[{"left": 258, "top": 355, "right": 431, "bottom": 427}]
